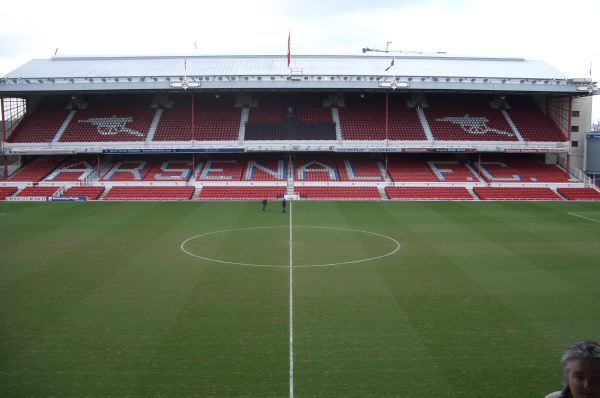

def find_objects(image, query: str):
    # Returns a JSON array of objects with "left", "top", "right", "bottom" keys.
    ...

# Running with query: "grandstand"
[{"left": 1, "top": 54, "right": 598, "bottom": 201}]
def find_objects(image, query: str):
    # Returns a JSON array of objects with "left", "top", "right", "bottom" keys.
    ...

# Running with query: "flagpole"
[
  {"left": 385, "top": 92, "right": 389, "bottom": 178},
  {"left": 287, "top": 29, "right": 291, "bottom": 74}
]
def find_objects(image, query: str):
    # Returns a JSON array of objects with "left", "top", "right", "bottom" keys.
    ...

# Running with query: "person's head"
[{"left": 560, "top": 340, "right": 600, "bottom": 398}]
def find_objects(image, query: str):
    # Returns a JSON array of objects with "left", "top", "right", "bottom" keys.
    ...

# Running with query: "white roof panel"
[{"left": 3, "top": 54, "right": 567, "bottom": 80}]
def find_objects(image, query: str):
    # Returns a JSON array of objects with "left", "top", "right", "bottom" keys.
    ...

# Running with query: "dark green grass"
[{"left": 0, "top": 201, "right": 599, "bottom": 397}]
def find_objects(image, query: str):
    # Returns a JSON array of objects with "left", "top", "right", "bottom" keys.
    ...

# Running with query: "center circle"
[{"left": 180, "top": 226, "right": 400, "bottom": 268}]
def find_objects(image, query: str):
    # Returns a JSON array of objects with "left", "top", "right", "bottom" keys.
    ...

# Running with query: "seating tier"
[
  {"left": 7, "top": 97, "right": 70, "bottom": 143},
  {"left": 61, "top": 186, "right": 105, "bottom": 200},
  {"left": 557, "top": 188, "right": 600, "bottom": 201},
  {"left": 387, "top": 158, "right": 478, "bottom": 182},
  {"left": 386, "top": 187, "right": 473, "bottom": 200},
  {"left": 425, "top": 95, "right": 517, "bottom": 141},
  {"left": 8, "top": 157, "right": 67, "bottom": 182},
  {"left": 477, "top": 156, "right": 569, "bottom": 183},
  {"left": 60, "top": 95, "right": 154, "bottom": 142},
  {"left": 473, "top": 187, "right": 561, "bottom": 200},
  {"left": 104, "top": 186, "right": 194, "bottom": 200},
  {"left": 338, "top": 95, "right": 426, "bottom": 140},
  {"left": 295, "top": 186, "right": 381, "bottom": 200},
  {"left": 198, "top": 186, "right": 285, "bottom": 200},
  {"left": 505, "top": 96, "right": 564, "bottom": 141},
  {"left": 17, "top": 186, "right": 60, "bottom": 197},
  {"left": 0, "top": 187, "right": 18, "bottom": 200}
]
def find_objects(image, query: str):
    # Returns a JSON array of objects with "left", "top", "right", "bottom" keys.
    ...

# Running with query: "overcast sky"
[{"left": 1, "top": 0, "right": 598, "bottom": 121}]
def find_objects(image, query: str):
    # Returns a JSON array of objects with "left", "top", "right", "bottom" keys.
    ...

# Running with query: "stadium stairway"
[
  {"left": 331, "top": 108, "right": 343, "bottom": 140},
  {"left": 145, "top": 109, "right": 164, "bottom": 142},
  {"left": 378, "top": 185, "right": 389, "bottom": 200},
  {"left": 467, "top": 187, "right": 480, "bottom": 200},
  {"left": 191, "top": 186, "right": 202, "bottom": 200},
  {"left": 97, "top": 188, "right": 110, "bottom": 200}
]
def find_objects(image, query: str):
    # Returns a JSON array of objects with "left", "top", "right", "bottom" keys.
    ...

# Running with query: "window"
[
  {"left": 571, "top": 141, "right": 579, "bottom": 148},
  {"left": 572, "top": 125, "right": 579, "bottom": 132},
  {"left": 572, "top": 110, "right": 580, "bottom": 117}
]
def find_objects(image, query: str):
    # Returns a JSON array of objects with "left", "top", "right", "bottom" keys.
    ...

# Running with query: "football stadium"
[{"left": 1, "top": 53, "right": 599, "bottom": 397}]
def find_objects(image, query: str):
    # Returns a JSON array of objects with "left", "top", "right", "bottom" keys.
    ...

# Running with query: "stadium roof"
[{"left": 0, "top": 54, "right": 596, "bottom": 95}]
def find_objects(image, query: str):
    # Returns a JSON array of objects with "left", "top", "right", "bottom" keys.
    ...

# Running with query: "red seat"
[
  {"left": 103, "top": 186, "right": 194, "bottom": 200},
  {"left": 198, "top": 186, "right": 286, "bottom": 200},
  {"left": 61, "top": 186, "right": 105, "bottom": 200},
  {"left": 296, "top": 186, "right": 381, "bottom": 200},
  {"left": 473, "top": 187, "right": 561, "bottom": 200},
  {"left": 385, "top": 187, "right": 472, "bottom": 200},
  {"left": 557, "top": 188, "right": 600, "bottom": 201}
]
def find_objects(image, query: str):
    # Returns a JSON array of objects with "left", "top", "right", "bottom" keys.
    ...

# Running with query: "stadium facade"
[{"left": 0, "top": 54, "right": 598, "bottom": 201}]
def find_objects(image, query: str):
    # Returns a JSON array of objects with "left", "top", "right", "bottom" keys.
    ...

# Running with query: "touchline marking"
[
  {"left": 180, "top": 226, "right": 400, "bottom": 268},
  {"left": 288, "top": 201, "right": 294, "bottom": 398},
  {"left": 568, "top": 212, "right": 600, "bottom": 223}
]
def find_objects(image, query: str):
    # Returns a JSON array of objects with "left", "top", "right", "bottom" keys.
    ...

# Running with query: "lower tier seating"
[
  {"left": 17, "top": 186, "right": 60, "bottom": 197},
  {"left": 198, "top": 186, "right": 285, "bottom": 200},
  {"left": 295, "top": 186, "right": 381, "bottom": 200},
  {"left": 0, "top": 187, "right": 18, "bottom": 200},
  {"left": 104, "top": 186, "right": 194, "bottom": 200},
  {"left": 557, "top": 188, "right": 600, "bottom": 201},
  {"left": 61, "top": 186, "right": 105, "bottom": 200},
  {"left": 8, "top": 156, "right": 67, "bottom": 182},
  {"left": 473, "top": 187, "right": 561, "bottom": 200},
  {"left": 385, "top": 187, "right": 473, "bottom": 200}
]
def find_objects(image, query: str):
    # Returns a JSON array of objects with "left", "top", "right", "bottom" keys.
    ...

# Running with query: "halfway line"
[
  {"left": 288, "top": 201, "right": 294, "bottom": 398},
  {"left": 568, "top": 212, "right": 600, "bottom": 223}
]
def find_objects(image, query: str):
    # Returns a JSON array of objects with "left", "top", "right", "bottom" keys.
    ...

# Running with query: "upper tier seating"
[
  {"left": 289, "top": 122, "right": 336, "bottom": 140},
  {"left": 245, "top": 122, "right": 288, "bottom": 140},
  {"left": 424, "top": 95, "right": 517, "bottom": 141},
  {"left": 245, "top": 94, "right": 336, "bottom": 140},
  {"left": 291, "top": 95, "right": 336, "bottom": 140},
  {"left": 17, "top": 186, "right": 60, "bottom": 197},
  {"left": 473, "top": 187, "right": 561, "bottom": 200},
  {"left": 245, "top": 95, "right": 287, "bottom": 140},
  {"left": 153, "top": 94, "right": 241, "bottom": 141},
  {"left": 505, "top": 96, "right": 565, "bottom": 141},
  {"left": 385, "top": 187, "right": 473, "bottom": 200},
  {"left": 0, "top": 187, "right": 18, "bottom": 200},
  {"left": 476, "top": 155, "right": 569, "bottom": 182},
  {"left": 153, "top": 95, "right": 192, "bottom": 141},
  {"left": 60, "top": 95, "right": 154, "bottom": 142},
  {"left": 61, "top": 186, "right": 105, "bottom": 200},
  {"left": 103, "top": 186, "right": 194, "bottom": 200},
  {"left": 193, "top": 95, "right": 241, "bottom": 141},
  {"left": 295, "top": 186, "right": 381, "bottom": 200},
  {"left": 198, "top": 186, "right": 285, "bottom": 200},
  {"left": 8, "top": 156, "right": 66, "bottom": 182},
  {"left": 557, "top": 187, "right": 600, "bottom": 201},
  {"left": 7, "top": 96, "right": 70, "bottom": 143},
  {"left": 338, "top": 94, "right": 426, "bottom": 140}
]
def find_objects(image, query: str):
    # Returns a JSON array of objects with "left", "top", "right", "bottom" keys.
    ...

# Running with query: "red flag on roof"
[{"left": 287, "top": 30, "right": 291, "bottom": 67}]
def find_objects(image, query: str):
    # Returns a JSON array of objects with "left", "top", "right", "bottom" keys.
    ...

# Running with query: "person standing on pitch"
[
  {"left": 282, "top": 197, "right": 287, "bottom": 213},
  {"left": 262, "top": 198, "right": 267, "bottom": 212}
]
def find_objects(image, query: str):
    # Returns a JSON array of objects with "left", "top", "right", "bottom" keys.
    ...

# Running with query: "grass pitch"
[{"left": 1, "top": 201, "right": 599, "bottom": 397}]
